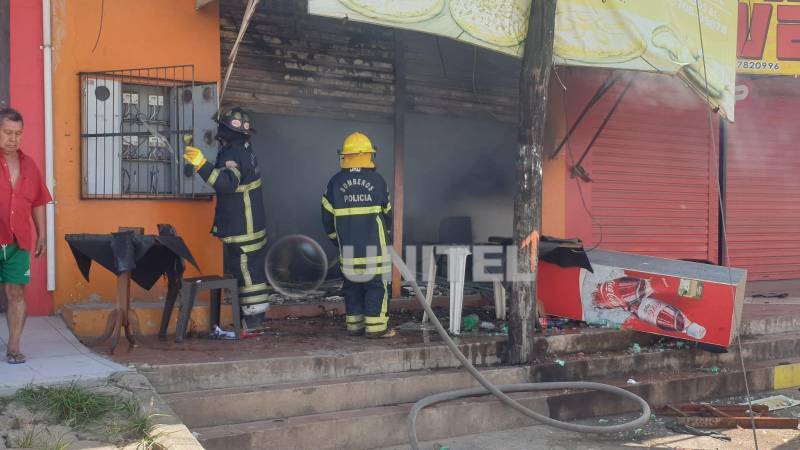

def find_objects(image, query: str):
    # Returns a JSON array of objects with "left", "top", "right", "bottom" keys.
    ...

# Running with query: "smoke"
[
  {"left": 403, "top": 114, "right": 516, "bottom": 244},
  {"left": 443, "top": 153, "right": 510, "bottom": 201},
  {"left": 445, "top": 194, "right": 513, "bottom": 242},
  {"left": 630, "top": 72, "right": 706, "bottom": 112}
]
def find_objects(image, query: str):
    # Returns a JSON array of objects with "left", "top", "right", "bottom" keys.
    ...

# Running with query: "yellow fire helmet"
[{"left": 340, "top": 132, "right": 376, "bottom": 155}]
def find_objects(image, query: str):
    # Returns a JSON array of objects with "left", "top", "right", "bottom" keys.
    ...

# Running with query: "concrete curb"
[{"left": 110, "top": 372, "right": 205, "bottom": 450}]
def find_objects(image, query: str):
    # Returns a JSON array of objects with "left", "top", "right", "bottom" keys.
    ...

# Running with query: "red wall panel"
[
  {"left": 726, "top": 77, "right": 800, "bottom": 280},
  {"left": 9, "top": 0, "right": 50, "bottom": 315}
]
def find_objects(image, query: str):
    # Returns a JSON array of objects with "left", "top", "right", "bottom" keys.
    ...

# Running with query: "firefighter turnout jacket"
[
  {"left": 322, "top": 168, "right": 392, "bottom": 278},
  {"left": 196, "top": 141, "right": 270, "bottom": 309}
]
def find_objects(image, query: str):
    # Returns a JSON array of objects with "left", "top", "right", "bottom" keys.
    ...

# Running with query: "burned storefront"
[
  {"left": 217, "top": 0, "right": 739, "bottom": 299},
  {"left": 218, "top": 0, "right": 531, "bottom": 301},
  {"left": 54, "top": 0, "right": 752, "bottom": 350}
]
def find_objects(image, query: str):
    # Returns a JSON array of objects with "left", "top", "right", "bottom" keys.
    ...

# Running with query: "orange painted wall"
[
  {"left": 542, "top": 72, "right": 567, "bottom": 238},
  {"left": 51, "top": 0, "right": 221, "bottom": 310}
]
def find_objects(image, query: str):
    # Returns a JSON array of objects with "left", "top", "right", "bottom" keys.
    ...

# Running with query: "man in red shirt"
[{"left": 0, "top": 108, "right": 51, "bottom": 364}]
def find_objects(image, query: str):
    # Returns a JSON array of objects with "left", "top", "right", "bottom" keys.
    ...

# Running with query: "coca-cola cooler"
[{"left": 538, "top": 250, "right": 747, "bottom": 348}]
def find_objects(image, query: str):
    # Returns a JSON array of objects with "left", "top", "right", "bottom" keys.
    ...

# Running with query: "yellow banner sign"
[
  {"left": 737, "top": 0, "right": 800, "bottom": 75},
  {"left": 308, "top": 0, "right": 737, "bottom": 120}
]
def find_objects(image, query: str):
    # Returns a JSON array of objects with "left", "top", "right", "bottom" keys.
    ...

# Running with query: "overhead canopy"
[{"left": 309, "top": 0, "right": 738, "bottom": 120}]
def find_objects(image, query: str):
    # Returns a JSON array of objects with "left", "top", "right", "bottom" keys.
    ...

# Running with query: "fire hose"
[{"left": 388, "top": 251, "right": 652, "bottom": 449}]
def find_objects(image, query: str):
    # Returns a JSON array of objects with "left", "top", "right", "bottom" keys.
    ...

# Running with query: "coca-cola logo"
[
  {"left": 604, "top": 282, "right": 617, "bottom": 301},
  {"left": 595, "top": 282, "right": 623, "bottom": 306}
]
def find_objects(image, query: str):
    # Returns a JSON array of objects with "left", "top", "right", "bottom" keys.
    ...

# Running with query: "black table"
[{"left": 65, "top": 225, "right": 199, "bottom": 353}]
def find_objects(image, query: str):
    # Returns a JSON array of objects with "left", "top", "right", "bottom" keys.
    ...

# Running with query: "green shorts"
[{"left": 0, "top": 242, "right": 30, "bottom": 285}]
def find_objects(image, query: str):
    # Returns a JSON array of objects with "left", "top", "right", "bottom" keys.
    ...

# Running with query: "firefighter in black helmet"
[
  {"left": 322, "top": 132, "right": 395, "bottom": 338},
  {"left": 184, "top": 107, "right": 270, "bottom": 327}
]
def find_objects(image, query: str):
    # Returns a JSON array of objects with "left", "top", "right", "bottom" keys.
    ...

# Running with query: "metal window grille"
[{"left": 79, "top": 65, "right": 217, "bottom": 199}]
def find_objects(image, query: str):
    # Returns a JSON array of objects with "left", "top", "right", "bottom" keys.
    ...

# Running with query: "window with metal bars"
[{"left": 79, "top": 65, "right": 217, "bottom": 199}]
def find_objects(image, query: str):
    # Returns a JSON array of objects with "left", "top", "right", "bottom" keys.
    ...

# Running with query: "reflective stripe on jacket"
[
  {"left": 322, "top": 168, "right": 392, "bottom": 276},
  {"left": 197, "top": 141, "right": 266, "bottom": 244}
]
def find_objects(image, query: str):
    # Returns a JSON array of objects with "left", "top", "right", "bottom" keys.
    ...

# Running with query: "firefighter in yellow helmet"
[{"left": 322, "top": 132, "right": 394, "bottom": 338}]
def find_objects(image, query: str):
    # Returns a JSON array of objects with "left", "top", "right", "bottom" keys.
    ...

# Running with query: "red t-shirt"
[{"left": 0, "top": 150, "right": 52, "bottom": 251}]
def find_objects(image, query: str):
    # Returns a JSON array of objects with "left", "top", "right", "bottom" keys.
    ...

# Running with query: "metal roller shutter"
[
  {"left": 567, "top": 71, "right": 719, "bottom": 261},
  {"left": 726, "top": 78, "right": 800, "bottom": 280}
]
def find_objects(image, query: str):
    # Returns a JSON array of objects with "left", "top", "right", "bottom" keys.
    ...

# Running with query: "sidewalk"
[{"left": 0, "top": 316, "right": 130, "bottom": 395}]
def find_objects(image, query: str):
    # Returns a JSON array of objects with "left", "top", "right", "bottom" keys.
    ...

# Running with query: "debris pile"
[{"left": 659, "top": 402, "right": 799, "bottom": 430}]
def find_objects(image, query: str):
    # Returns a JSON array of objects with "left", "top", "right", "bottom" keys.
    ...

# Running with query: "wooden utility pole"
[
  {"left": 508, "top": 0, "right": 557, "bottom": 365},
  {"left": 391, "top": 31, "right": 406, "bottom": 299}
]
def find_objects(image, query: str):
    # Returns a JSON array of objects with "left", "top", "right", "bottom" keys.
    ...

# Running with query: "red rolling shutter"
[{"left": 726, "top": 78, "right": 800, "bottom": 280}]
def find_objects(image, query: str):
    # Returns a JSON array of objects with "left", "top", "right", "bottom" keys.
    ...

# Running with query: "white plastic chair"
[
  {"left": 422, "top": 254, "right": 436, "bottom": 324},
  {"left": 493, "top": 281, "right": 507, "bottom": 320},
  {"left": 446, "top": 246, "right": 472, "bottom": 335}
]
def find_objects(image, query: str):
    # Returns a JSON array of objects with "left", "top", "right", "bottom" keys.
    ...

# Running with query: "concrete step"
[
  {"left": 740, "top": 305, "right": 800, "bottom": 337},
  {"left": 164, "top": 366, "right": 530, "bottom": 428},
  {"left": 166, "top": 330, "right": 800, "bottom": 429},
  {"left": 143, "top": 337, "right": 506, "bottom": 394},
  {"left": 145, "top": 310, "right": 800, "bottom": 394},
  {"left": 532, "top": 329, "right": 800, "bottom": 383},
  {"left": 193, "top": 357, "right": 796, "bottom": 450},
  {"left": 144, "top": 328, "right": 660, "bottom": 394}
]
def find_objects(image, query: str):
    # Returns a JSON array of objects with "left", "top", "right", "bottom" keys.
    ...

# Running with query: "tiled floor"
[{"left": 0, "top": 316, "right": 130, "bottom": 395}]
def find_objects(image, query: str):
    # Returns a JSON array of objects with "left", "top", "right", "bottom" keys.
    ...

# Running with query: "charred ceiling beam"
[{"left": 219, "top": 0, "right": 520, "bottom": 124}]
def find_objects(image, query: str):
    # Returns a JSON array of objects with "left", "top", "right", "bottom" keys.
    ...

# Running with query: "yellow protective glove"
[{"left": 183, "top": 146, "right": 207, "bottom": 168}]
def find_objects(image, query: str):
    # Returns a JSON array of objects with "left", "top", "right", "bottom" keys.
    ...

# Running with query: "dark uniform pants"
[
  {"left": 343, "top": 276, "right": 389, "bottom": 334},
  {"left": 223, "top": 242, "right": 269, "bottom": 314}
]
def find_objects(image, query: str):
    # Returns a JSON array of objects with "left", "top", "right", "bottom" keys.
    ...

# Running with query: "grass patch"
[
  {"left": 9, "top": 426, "right": 77, "bottom": 450},
  {"left": 15, "top": 383, "right": 120, "bottom": 427},
  {"left": 48, "top": 431, "right": 75, "bottom": 450},
  {"left": 126, "top": 399, "right": 169, "bottom": 450},
  {"left": 11, "top": 425, "right": 42, "bottom": 448},
  {"left": 12, "top": 382, "right": 163, "bottom": 447}
]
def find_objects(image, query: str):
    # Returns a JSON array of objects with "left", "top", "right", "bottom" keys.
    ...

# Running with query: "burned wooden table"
[{"left": 65, "top": 225, "right": 199, "bottom": 354}]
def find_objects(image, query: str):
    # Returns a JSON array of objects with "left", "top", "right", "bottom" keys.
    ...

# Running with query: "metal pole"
[
  {"left": 43, "top": 0, "right": 56, "bottom": 291},
  {"left": 718, "top": 119, "right": 728, "bottom": 265},
  {"left": 391, "top": 31, "right": 406, "bottom": 299}
]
